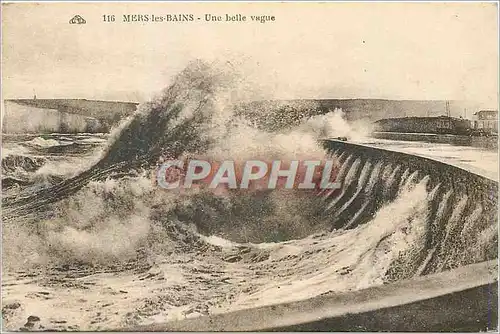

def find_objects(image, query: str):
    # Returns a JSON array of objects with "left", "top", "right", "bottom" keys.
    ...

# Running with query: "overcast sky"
[{"left": 2, "top": 2, "right": 498, "bottom": 107}]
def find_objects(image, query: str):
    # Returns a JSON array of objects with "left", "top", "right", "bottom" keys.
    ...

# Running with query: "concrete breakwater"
[
  {"left": 320, "top": 139, "right": 497, "bottom": 273},
  {"left": 322, "top": 139, "right": 498, "bottom": 200}
]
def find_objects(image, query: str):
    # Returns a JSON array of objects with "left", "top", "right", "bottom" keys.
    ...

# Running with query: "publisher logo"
[{"left": 69, "top": 15, "right": 86, "bottom": 24}]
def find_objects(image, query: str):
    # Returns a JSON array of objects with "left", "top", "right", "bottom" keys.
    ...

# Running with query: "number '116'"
[{"left": 103, "top": 15, "right": 115, "bottom": 22}]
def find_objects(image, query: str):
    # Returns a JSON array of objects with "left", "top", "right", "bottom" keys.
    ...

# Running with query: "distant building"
[
  {"left": 474, "top": 110, "right": 498, "bottom": 120},
  {"left": 470, "top": 110, "right": 498, "bottom": 135}
]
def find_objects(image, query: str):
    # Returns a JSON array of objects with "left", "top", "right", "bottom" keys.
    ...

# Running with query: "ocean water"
[{"left": 2, "top": 61, "right": 497, "bottom": 331}]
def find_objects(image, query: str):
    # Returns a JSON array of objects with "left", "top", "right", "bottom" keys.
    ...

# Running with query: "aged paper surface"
[{"left": 1, "top": 2, "right": 498, "bottom": 332}]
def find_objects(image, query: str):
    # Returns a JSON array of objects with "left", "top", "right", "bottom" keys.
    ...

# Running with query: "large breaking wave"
[{"left": 2, "top": 60, "right": 497, "bottom": 313}]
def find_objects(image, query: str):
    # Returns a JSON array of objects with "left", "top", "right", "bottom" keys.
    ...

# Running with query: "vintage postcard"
[{"left": 1, "top": 1, "right": 498, "bottom": 332}]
